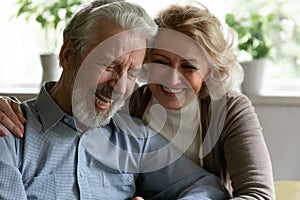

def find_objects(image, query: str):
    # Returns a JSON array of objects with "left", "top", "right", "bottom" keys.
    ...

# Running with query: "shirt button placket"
[
  {"left": 77, "top": 140, "right": 91, "bottom": 199},
  {"left": 79, "top": 168, "right": 84, "bottom": 178}
]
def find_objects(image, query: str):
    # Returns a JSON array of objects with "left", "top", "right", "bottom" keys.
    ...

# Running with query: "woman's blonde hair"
[{"left": 153, "top": 3, "right": 244, "bottom": 97}]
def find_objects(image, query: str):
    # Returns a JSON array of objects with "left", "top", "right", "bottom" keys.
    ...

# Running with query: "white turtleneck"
[{"left": 143, "top": 96, "right": 202, "bottom": 165}]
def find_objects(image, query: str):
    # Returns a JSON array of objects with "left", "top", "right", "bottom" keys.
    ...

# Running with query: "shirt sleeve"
[
  {"left": 138, "top": 160, "right": 228, "bottom": 200},
  {"left": 0, "top": 133, "right": 27, "bottom": 199},
  {"left": 135, "top": 130, "right": 229, "bottom": 200}
]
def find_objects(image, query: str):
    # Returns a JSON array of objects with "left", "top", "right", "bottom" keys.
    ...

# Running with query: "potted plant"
[
  {"left": 225, "top": 12, "right": 275, "bottom": 95},
  {"left": 14, "top": 0, "right": 85, "bottom": 84}
]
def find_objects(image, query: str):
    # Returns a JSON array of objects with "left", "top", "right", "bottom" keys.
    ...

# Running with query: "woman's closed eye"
[
  {"left": 151, "top": 59, "right": 169, "bottom": 66},
  {"left": 182, "top": 64, "right": 198, "bottom": 71}
]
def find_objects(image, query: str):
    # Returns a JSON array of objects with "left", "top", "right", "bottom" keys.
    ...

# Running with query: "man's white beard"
[{"left": 72, "top": 88, "right": 125, "bottom": 129}]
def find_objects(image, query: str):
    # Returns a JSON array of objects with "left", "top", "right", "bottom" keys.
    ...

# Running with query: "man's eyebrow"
[
  {"left": 150, "top": 52, "right": 169, "bottom": 59},
  {"left": 111, "top": 58, "right": 128, "bottom": 67}
]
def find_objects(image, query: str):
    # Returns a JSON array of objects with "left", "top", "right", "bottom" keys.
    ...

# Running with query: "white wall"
[{"left": 254, "top": 102, "right": 300, "bottom": 181}]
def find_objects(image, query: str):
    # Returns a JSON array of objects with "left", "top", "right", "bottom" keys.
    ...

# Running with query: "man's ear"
[{"left": 59, "top": 40, "right": 74, "bottom": 71}]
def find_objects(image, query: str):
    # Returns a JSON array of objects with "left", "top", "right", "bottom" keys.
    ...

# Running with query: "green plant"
[
  {"left": 14, "top": 0, "right": 85, "bottom": 52},
  {"left": 225, "top": 12, "right": 275, "bottom": 60}
]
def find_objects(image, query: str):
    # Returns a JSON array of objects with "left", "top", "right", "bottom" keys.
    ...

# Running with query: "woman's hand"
[{"left": 0, "top": 96, "right": 25, "bottom": 138}]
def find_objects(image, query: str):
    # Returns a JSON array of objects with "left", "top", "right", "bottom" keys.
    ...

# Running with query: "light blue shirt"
[{"left": 0, "top": 82, "right": 228, "bottom": 200}]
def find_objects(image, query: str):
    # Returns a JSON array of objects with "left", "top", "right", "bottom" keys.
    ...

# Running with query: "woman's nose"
[{"left": 166, "top": 67, "right": 181, "bottom": 85}]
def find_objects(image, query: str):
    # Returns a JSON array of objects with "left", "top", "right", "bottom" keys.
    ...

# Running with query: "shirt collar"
[{"left": 36, "top": 81, "right": 70, "bottom": 132}]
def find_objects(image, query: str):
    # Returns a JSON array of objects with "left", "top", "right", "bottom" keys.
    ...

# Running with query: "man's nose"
[{"left": 109, "top": 71, "right": 127, "bottom": 95}]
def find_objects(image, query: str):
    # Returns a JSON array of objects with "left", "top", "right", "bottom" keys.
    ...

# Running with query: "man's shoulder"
[
  {"left": 112, "top": 112, "right": 172, "bottom": 150},
  {"left": 0, "top": 126, "right": 23, "bottom": 167},
  {"left": 20, "top": 98, "right": 40, "bottom": 117},
  {"left": 111, "top": 112, "right": 151, "bottom": 138},
  {"left": 0, "top": 101, "right": 37, "bottom": 147},
  {"left": 21, "top": 98, "right": 38, "bottom": 112},
  {"left": 0, "top": 99, "right": 37, "bottom": 148}
]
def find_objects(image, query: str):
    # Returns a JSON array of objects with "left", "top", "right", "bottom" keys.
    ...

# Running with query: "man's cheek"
[{"left": 124, "top": 82, "right": 136, "bottom": 100}]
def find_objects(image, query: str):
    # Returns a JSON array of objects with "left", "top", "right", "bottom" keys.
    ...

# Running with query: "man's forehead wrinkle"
[
  {"left": 105, "top": 30, "right": 141, "bottom": 47},
  {"left": 91, "top": 49, "right": 144, "bottom": 72},
  {"left": 122, "top": 51, "right": 140, "bottom": 68},
  {"left": 80, "top": 28, "right": 147, "bottom": 76},
  {"left": 99, "top": 36, "right": 143, "bottom": 61},
  {"left": 112, "top": 54, "right": 130, "bottom": 68}
]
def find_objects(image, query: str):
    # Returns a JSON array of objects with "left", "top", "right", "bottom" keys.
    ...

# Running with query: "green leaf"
[{"left": 225, "top": 11, "right": 274, "bottom": 60}]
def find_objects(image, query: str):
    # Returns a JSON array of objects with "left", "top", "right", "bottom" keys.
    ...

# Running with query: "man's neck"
[{"left": 49, "top": 80, "right": 73, "bottom": 116}]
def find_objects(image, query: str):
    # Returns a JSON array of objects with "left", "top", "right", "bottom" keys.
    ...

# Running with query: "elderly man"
[{"left": 0, "top": 0, "right": 228, "bottom": 199}]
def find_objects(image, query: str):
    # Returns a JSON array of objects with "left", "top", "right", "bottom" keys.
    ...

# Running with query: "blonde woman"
[{"left": 127, "top": 4, "right": 275, "bottom": 199}]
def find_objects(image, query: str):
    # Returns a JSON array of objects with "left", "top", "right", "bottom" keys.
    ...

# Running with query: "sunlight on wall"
[{"left": 0, "top": 1, "right": 43, "bottom": 84}]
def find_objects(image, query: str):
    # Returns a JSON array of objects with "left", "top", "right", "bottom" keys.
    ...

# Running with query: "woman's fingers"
[
  {"left": 11, "top": 98, "right": 26, "bottom": 124},
  {"left": 132, "top": 197, "right": 144, "bottom": 200},
  {"left": 0, "top": 97, "right": 24, "bottom": 138},
  {"left": 0, "top": 124, "right": 8, "bottom": 136},
  {"left": 0, "top": 113, "right": 23, "bottom": 137}
]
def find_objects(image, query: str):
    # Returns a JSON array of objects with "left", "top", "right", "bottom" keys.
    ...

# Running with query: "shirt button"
[
  {"left": 127, "top": 176, "right": 132, "bottom": 183},
  {"left": 80, "top": 169, "right": 84, "bottom": 177},
  {"left": 64, "top": 117, "right": 69, "bottom": 123}
]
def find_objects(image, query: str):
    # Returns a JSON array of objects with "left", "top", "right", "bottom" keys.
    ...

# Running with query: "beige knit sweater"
[{"left": 126, "top": 85, "right": 275, "bottom": 200}]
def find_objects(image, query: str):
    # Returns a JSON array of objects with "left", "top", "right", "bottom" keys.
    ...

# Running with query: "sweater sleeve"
[{"left": 221, "top": 93, "right": 275, "bottom": 199}]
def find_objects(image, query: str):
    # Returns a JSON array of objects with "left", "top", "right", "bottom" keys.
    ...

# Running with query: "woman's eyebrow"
[{"left": 183, "top": 58, "right": 197, "bottom": 62}]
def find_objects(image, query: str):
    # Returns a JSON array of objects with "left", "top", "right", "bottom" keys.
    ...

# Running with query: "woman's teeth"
[{"left": 162, "top": 86, "right": 182, "bottom": 94}]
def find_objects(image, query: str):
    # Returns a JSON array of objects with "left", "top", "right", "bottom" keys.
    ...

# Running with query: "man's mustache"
[{"left": 95, "top": 85, "right": 123, "bottom": 102}]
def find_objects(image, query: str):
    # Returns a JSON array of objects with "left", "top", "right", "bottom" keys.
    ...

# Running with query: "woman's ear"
[
  {"left": 59, "top": 40, "right": 74, "bottom": 71},
  {"left": 203, "top": 66, "right": 213, "bottom": 81}
]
